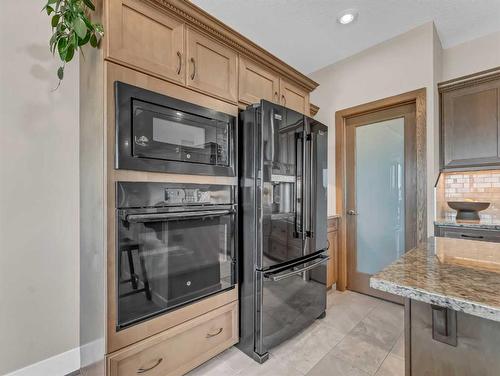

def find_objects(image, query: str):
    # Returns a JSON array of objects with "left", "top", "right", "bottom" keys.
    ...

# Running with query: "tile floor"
[{"left": 187, "top": 290, "right": 404, "bottom": 376}]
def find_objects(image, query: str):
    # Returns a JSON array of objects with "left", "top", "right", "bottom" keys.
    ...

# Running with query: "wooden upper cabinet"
[
  {"left": 441, "top": 76, "right": 500, "bottom": 170},
  {"left": 238, "top": 57, "right": 279, "bottom": 105},
  {"left": 280, "top": 79, "right": 310, "bottom": 115},
  {"left": 186, "top": 28, "right": 238, "bottom": 103},
  {"left": 107, "top": 0, "right": 185, "bottom": 84}
]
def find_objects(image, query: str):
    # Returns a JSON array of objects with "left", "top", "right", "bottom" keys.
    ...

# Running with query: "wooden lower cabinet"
[
  {"left": 326, "top": 217, "right": 340, "bottom": 289},
  {"left": 107, "top": 302, "right": 238, "bottom": 376}
]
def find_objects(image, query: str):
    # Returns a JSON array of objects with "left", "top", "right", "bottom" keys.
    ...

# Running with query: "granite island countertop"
[{"left": 370, "top": 237, "right": 500, "bottom": 322}]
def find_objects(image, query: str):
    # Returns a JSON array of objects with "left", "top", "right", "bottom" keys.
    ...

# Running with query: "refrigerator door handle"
[
  {"left": 307, "top": 132, "right": 315, "bottom": 238},
  {"left": 263, "top": 255, "right": 329, "bottom": 282},
  {"left": 294, "top": 132, "right": 303, "bottom": 238}
]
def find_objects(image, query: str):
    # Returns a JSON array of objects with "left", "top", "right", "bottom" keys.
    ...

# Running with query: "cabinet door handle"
[
  {"left": 190, "top": 57, "right": 196, "bottom": 80},
  {"left": 460, "top": 234, "right": 484, "bottom": 240},
  {"left": 137, "top": 358, "right": 163, "bottom": 373},
  {"left": 281, "top": 94, "right": 286, "bottom": 106},
  {"left": 176, "top": 51, "right": 182, "bottom": 75},
  {"left": 206, "top": 327, "right": 223, "bottom": 338},
  {"left": 274, "top": 91, "right": 279, "bottom": 102}
]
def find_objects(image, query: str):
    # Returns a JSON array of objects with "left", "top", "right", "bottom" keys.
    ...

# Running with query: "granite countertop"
[
  {"left": 435, "top": 217, "right": 500, "bottom": 230},
  {"left": 370, "top": 237, "right": 500, "bottom": 322}
]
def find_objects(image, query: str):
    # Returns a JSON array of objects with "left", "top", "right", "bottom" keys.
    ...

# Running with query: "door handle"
[
  {"left": 307, "top": 133, "right": 314, "bottom": 238},
  {"left": 176, "top": 51, "right": 182, "bottom": 75},
  {"left": 137, "top": 358, "right": 163, "bottom": 373},
  {"left": 190, "top": 57, "right": 196, "bottom": 80},
  {"left": 347, "top": 210, "right": 357, "bottom": 215},
  {"left": 264, "top": 255, "right": 329, "bottom": 282}
]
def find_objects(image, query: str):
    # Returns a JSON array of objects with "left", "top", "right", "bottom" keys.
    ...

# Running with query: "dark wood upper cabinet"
[{"left": 439, "top": 69, "right": 500, "bottom": 170}]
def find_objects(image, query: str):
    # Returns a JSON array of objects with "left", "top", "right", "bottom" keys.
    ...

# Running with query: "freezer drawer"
[{"left": 254, "top": 254, "right": 328, "bottom": 357}]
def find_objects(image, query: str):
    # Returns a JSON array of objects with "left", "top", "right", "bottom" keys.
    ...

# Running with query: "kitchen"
[{"left": 1, "top": 1, "right": 500, "bottom": 376}]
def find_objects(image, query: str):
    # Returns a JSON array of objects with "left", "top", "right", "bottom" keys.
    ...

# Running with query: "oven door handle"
[
  {"left": 263, "top": 255, "right": 329, "bottom": 282},
  {"left": 125, "top": 209, "right": 233, "bottom": 223}
]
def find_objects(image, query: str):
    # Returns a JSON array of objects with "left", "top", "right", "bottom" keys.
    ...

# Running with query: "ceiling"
[{"left": 191, "top": 0, "right": 500, "bottom": 74}]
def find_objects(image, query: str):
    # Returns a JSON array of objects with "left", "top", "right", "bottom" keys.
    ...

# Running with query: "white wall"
[
  {"left": 309, "top": 22, "right": 440, "bottom": 234},
  {"left": 0, "top": 1, "right": 79, "bottom": 374},
  {"left": 443, "top": 30, "right": 500, "bottom": 81}
]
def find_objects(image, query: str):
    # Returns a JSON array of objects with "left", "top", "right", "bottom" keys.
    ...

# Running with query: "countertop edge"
[{"left": 370, "top": 277, "right": 500, "bottom": 322}]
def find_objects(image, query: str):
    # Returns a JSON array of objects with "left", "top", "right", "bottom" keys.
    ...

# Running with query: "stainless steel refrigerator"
[{"left": 238, "top": 100, "right": 329, "bottom": 363}]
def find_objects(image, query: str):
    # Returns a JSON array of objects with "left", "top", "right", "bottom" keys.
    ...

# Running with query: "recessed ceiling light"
[{"left": 338, "top": 9, "right": 358, "bottom": 25}]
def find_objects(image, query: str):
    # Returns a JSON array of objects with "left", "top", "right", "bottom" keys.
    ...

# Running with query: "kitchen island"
[{"left": 370, "top": 237, "right": 500, "bottom": 376}]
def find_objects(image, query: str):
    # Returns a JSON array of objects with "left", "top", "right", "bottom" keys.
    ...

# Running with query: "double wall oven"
[
  {"left": 115, "top": 182, "right": 237, "bottom": 330},
  {"left": 113, "top": 82, "right": 238, "bottom": 331}
]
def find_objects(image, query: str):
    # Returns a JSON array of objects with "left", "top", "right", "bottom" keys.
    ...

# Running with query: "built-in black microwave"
[{"left": 115, "top": 81, "right": 236, "bottom": 176}]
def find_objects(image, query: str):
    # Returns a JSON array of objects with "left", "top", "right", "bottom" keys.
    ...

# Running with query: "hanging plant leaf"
[
  {"left": 57, "top": 37, "right": 68, "bottom": 61},
  {"left": 73, "top": 17, "right": 87, "bottom": 39},
  {"left": 89, "top": 33, "right": 98, "bottom": 48},
  {"left": 51, "top": 14, "right": 60, "bottom": 28},
  {"left": 45, "top": 0, "right": 104, "bottom": 87},
  {"left": 82, "top": 0, "right": 95, "bottom": 11},
  {"left": 57, "top": 66, "right": 64, "bottom": 80}
]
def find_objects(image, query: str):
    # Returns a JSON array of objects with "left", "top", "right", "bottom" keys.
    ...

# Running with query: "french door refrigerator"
[{"left": 238, "top": 100, "right": 328, "bottom": 363}]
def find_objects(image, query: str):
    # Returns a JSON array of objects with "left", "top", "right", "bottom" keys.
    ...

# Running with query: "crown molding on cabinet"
[
  {"left": 145, "top": 0, "right": 319, "bottom": 92},
  {"left": 310, "top": 103, "right": 320, "bottom": 117},
  {"left": 438, "top": 66, "right": 500, "bottom": 93}
]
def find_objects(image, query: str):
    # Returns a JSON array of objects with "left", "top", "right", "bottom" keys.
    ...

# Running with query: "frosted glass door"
[{"left": 355, "top": 118, "right": 405, "bottom": 275}]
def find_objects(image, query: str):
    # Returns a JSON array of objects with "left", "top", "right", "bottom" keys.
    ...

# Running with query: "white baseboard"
[{"left": 4, "top": 347, "right": 80, "bottom": 376}]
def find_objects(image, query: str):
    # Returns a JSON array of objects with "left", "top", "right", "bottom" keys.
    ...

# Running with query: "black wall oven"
[
  {"left": 115, "top": 82, "right": 236, "bottom": 176},
  {"left": 115, "top": 182, "right": 237, "bottom": 330}
]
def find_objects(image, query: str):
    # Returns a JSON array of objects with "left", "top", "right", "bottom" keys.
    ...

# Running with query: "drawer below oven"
[{"left": 107, "top": 301, "right": 238, "bottom": 376}]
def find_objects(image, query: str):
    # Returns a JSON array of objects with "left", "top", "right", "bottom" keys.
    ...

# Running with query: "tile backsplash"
[{"left": 436, "top": 170, "right": 500, "bottom": 220}]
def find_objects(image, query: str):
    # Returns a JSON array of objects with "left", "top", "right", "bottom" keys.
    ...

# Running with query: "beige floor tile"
[
  {"left": 375, "top": 354, "right": 405, "bottom": 376},
  {"left": 237, "top": 353, "right": 304, "bottom": 376},
  {"left": 271, "top": 322, "right": 345, "bottom": 374},
  {"left": 330, "top": 334, "right": 390, "bottom": 375},
  {"left": 350, "top": 310, "right": 402, "bottom": 351},
  {"left": 307, "top": 351, "right": 370, "bottom": 376},
  {"left": 391, "top": 334, "right": 405, "bottom": 359}
]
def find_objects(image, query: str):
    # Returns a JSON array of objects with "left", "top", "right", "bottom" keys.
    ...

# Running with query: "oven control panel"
[{"left": 164, "top": 188, "right": 211, "bottom": 204}]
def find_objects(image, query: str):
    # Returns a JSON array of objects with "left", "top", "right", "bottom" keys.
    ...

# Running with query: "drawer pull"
[
  {"left": 206, "top": 327, "right": 223, "bottom": 338},
  {"left": 137, "top": 358, "right": 163, "bottom": 374},
  {"left": 460, "top": 234, "right": 484, "bottom": 240}
]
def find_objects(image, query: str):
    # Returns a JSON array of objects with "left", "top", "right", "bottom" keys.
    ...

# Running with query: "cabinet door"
[
  {"left": 442, "top": 80, "right": 500, "bottom": 169},
  {"left": 186, "top": 28, "right": 238, "bottom": 103},
  {"left": 108, "top": 0, "right": 185, "bottom": 84},
  {"left": 326, "top": 230, "right": 338, "bottom": 288},
  {"left": 280, "top": 79, "right": 310, "bottom": 114},
  {"left": 238, "top": 57, "right": 279, "bottom": 105}
]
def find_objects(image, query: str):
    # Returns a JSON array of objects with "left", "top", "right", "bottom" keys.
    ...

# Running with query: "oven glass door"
[
  {"left": 132, "top": 99, "right": 230, "bottom": 166},
  {"left": 116, "top": 209, "right": 235, "bottom": 329}
]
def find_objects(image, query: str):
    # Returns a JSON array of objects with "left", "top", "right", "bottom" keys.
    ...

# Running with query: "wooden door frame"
[{"left": 335, "top": 89, "right": 427, "bottom": 291}]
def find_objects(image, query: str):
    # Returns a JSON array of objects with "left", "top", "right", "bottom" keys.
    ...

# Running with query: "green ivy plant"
[{"left": 44, "top": 0, "right": 104, "bottom": 85}]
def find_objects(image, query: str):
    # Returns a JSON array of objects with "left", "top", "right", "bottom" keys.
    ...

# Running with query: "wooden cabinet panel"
[
  {"left": 239, "top": 57, "right": 279, "bottom": 104},
  {"left": 280, "top": 79, "right": 310, "bottom": 114},
  {"left": 327, "top": 230, "right": 338, "bottom": 288},
  {"left": 108, "top": 0, "right": 185, "bottom": 85},
  {"left": 108, "top": 302, "right": 238, "bottom": 376},
  {"left": 441, "top": 79, "right": 500, "bottom": 169},
  {"left": 186, "top": 28, "right": 238, "bottom": 103}
]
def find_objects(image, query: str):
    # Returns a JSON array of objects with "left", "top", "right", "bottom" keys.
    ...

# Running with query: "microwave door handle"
[
  {"left": 264, "top": 255, "right": 330, "bottom": 282},
  {"left": 126, "top": 209, "right": 233, "bottom": 223}
]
